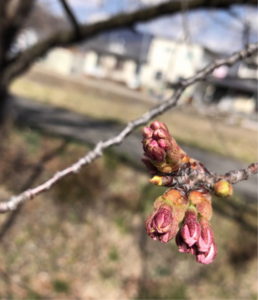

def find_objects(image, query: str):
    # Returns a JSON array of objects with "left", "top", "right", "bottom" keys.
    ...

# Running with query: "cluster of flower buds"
[
  {"left": 142, "top": 121, "right": 234, "bottom": 265},
  {"left": 146, "top": 188, "right": 217, "bottom": 264},
  {"left": 175, "top": 190, "right": 217, "bottom": 264},
  {"left": 142, "top": 121, "right": 190, "bottom": 174}
]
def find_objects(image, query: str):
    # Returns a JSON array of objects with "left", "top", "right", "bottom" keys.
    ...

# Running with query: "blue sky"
[{"left": 40, "top": 0, "right": 258, "bottom": 54}]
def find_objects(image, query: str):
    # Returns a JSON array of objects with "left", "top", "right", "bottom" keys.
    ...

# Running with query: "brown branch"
[
  {"left": 0, "top": 43, "right": 257, "bottom": 213},
  {"left": 223, "top": 163, "right": 258, "bottom": 184},
  {"left": 160, "top": 162, "right": 258, "bottom": 190},
  {"left": 59, "top": 0, "right": 81, "bottom": 38},
  {"left": 3, "top": 0, "right": 256, "bottom": 84}
]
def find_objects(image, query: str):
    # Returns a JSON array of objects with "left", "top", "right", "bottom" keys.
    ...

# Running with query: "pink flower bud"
[
  {"left": 153, "top": 129, "right": 168, "bottom": 139},
  {"left": 145, "top": 205, "right": 179, "bottom": 243},
  {"left": 150, "top": 121, "right": 167, "bottom": 131},
  {"left": 142, "top": 138, "right": 151, "bottom": 152},
  {"left": 149, "top": 140, "right": 158, "bottom": 148},
  {"left": 180, "top": 209, "right": 201, "bottom": 247},
  {"left": 152, "top": 147, "right": 166, "bottom": 162},
  {"left": 196, "top": 219, "right": 214, "bottom": 252},
  {"left": 142, "top": 121, "right": 190, "bottom": 173},
  {"left": 142, "top": 127, "right": 153, "bottom": 138},
  {"left": 158, "top": 139, "right": 170, "bottom": 150},
  {"left": 196, "top": 242, "right": 217, "bottom": 264},
  {"left": 144, "top": 140, "right": 165, "bottom": 162},
  {"left": 176, "top": 232, "right": 196, "bottom": 255}
]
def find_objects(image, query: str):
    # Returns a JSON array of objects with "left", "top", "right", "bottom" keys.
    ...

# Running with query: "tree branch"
[
  {"left": 157, "top": 162, "right": 258, "bottom": 190},
  {"left": 0, "top": 43, "right": 257, "bottom": 213},
  {"left": 3, "top": 0, "right": 256, "bottom": 84},
  {"left": 59, "top": 0, "right": 81, "bottom": 38}
]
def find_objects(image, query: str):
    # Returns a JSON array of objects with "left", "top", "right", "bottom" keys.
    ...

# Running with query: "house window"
[{"left": 154, "top": 71, "right": 163, "bottom": 81}]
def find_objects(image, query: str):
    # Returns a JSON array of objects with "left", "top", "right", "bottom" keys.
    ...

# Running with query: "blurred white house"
[
  {"left": 36, "top": 28, "right": 257, "bottom": 113},
  {"left": 38, "top": 30, "right": 208, "bottom": 89},
  {"left": 38, "top": 29, "right": 152, "bottom": 89},
  {"left": 141, "top": 37, "right": 207, "bottom": 88}
]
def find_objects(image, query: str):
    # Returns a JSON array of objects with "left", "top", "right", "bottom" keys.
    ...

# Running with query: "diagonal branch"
[
  {"left": 59, "top": 0, "right": 81, "bottom": 38},
  {"left": 3, "top": 0, "right": 256, "bottom": 84},
  {"left": 0, "top": 43, "right": 257, "bottom": 213}
]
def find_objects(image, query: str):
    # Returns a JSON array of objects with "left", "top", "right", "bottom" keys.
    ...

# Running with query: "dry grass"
[{"left": 10, "top": 70, "right": 258, "bottom": 162}]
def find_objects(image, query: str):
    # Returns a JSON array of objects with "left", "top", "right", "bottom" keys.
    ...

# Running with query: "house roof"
[{"left": 81, "top": 29, "right": 152, "bottom": 63}]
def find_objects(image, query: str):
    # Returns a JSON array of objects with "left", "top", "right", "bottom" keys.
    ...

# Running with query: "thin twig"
[{"left": 0, "top": 44, "right": 257, "bottom": 213}]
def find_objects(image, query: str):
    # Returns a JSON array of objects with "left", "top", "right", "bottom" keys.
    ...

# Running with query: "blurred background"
[{"left": 0, "top": 0, "right": 257, "bottom": 299}]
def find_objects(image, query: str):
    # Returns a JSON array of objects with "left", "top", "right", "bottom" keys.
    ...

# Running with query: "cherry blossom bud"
[
  {"left": 153, "top": 128, "right": 168, "bottom": 139},
  {"left": 146, "top": 140, "right": 166, "bottom": 162},
  {"left": 214, "top": 180, "right": 233, "bottom": 197},
  {"left": 196, "top": 219, "right": 214, "bottom": 252},
  {"left": 145, "top": 204, "right": 179, "bottom": 243},
  {"left": 158, "top": 139, "right": 170, "bottom": 149},
  {"left": 180, "top": 209, "right": 201, "bottom": 247},
  {"left": 150, "top": 121, "right": 168, "bottom": 131},
  {"left": 143, "top": 127, "right": 153, "bottom": 138},
  {"left": 142, "top": 121, "right": 190, "bottom": 174},
  {"left": 176, "top": 232, "right": 196, "bottom": 255},
  {"left": 196, "top": 242, "right": 217, "bottom": 265}
]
